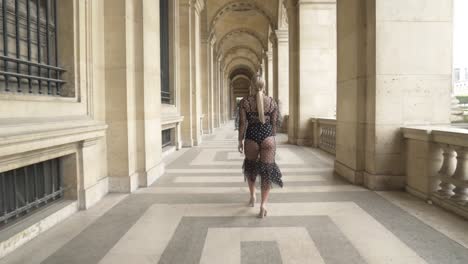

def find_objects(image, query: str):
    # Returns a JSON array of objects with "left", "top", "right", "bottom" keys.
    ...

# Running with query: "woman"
[{"left": 238, "top": 74, "right": 283, "bottom": 218}]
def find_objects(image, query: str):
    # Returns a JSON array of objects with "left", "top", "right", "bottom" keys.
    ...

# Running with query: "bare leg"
[
  {"left": 260, "top": 184, "right": 270, "bottom": 211},
  {"left": 258, "top": 136, "right": 277, "bottom": 217},
  {"left": 243, "top": 139, "right": 259, "bottom": 206},
  {"left": 248, "top": 179, "right": 256, "bottom": 206}
]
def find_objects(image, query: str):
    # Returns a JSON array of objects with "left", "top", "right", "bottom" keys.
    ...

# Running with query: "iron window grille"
[
  {"left": 162, "top": 128, "right": 173, "bottom": 148},
  {"left": 0, "top": 157, "right": 63, "bottom": 227},
  {"left": 160, "top": 0, "right": 172, "bottom": 104},
  {"left": 0, "top": 0, "right": 65, "bottom": 96}
]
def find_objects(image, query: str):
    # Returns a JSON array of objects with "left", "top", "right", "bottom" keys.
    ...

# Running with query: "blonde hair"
[{"left": 251, "top": 74, "right": 266, "bottom": 124}]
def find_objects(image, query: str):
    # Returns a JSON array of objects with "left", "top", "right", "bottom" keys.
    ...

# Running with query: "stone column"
[
  {"left": 213, "top": 57, "right": 221, "bottom": 128},
  {"left": 334, "top": 0, "right": 453, "bottom": 190},
  {"left": 219, "top": 66, "right": 225, "bottom": 124},
  {"left": 267, "top": 51, "right": 274, "bottom": 97},
  {"left": 178, "top": 0, "right": 204, "bottom": 147},
  {"left": 200, "top": 10, "right": 210, "bottom": 134},
  {"left": 286, "top": 0, "right": 337, "bottom": 145},
  {"left": 104, "top": 0, "right": 164, "bottom": 192},
  {"left": 207, "top": 36, "right": 216, "bottom": 132},
  {"left": 263, "top": 53, "right": 269, "bottom": 95},
  {"left": 276, "top": 29, "right": 289, "bottom": 116},
  {"left": 270, "top": 32, "right": 279, "bottom": 99},
  {"left": 178, "top": 1, "right": 194, "bottom": 147},
  {"left": 222, "top": 70, "right": 229, "bottom": 122},
  {"left": 191, "top": 0, "right": 204, "bottom": 145},
  {"left": 141, "top": 0, "right": 164, "bottom": 187}
]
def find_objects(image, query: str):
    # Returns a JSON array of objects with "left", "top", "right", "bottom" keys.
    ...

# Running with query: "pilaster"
[
  {"left": 335, "top": 0, "right": 453, "bottom": 190},
  {"left": 270, "top": 32, "right": 279, "bottom": 100},
  {"left": 178, "top": 0, "right": 205, "bottom": 146},
  {"left": 286, "top": 0, "right": 337, "bottom": 145},
  {"left": 275, "top": 29, "right": 289, "bottom": 116}
]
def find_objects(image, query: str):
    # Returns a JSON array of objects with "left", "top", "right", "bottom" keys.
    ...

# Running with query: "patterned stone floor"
[{"left": 2, "top": 123, "right": 468, "bottom": 264}]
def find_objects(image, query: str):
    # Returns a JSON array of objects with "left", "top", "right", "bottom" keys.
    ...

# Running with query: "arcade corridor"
[{"left": 1, "top": 124, "right": 468, "bottom": 264}]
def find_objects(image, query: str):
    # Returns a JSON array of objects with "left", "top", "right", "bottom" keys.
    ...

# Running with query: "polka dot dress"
[{"left": 238, "top": 96, "right": 283, "bottom": 189}]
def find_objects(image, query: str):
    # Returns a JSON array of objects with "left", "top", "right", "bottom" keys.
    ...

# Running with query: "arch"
[
  {"left": 223, "top": 51, "right": 261, "bottom": 69},
  {"left": 223, "top": 45, "right": 262, "bottom": 64},
  {"left": 231, "top": 76, "right": 251, "bottom": 97},
  {"left": 209, "top": 0, "right": 277, "bottom": 37},
  {"left": 231, "top": 74, "right": 251, "bottom": 83},
  {"left": 226, "top": 62, "right": 257, "bottom": 78},
  {"left": 229, "top": 66, "right": 254, "bottom": 80},
  {"left": 217, "top": 28, "right": 267, "bottom": 52},
  {"left": 224, "top": 56, "right": 259, "bottom": 73}
]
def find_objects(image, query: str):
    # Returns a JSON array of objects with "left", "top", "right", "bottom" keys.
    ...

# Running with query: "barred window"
[
  {"left": 162, "top": 128, "right": 173, "bottom": 148},
  {"left": 160, "top": 0, "right": 172, "bottom": 104},
  {"left": 0, "top": 0, "right": 64, "bottom": 96},
  {"left": 1, "top": 157, "right": 63, "bottom": 227}
]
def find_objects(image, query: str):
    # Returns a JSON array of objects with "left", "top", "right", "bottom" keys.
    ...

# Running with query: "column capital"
[
  {"left": 179, "top": 0, "right": 205, "bottom": 13},
  {"left": 275, "top": 29, "right": 289, "bottom": 43},
  {"left": 192, "top": 0, "right": 205, "bottom": 14},
  {"left": 269, "top": 32, "right": 278, "bottom": 48}
]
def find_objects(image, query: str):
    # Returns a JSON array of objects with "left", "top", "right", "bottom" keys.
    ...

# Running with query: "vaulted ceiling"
[{"left": 206, "top": 0, "right": 284, "bottom": 89}]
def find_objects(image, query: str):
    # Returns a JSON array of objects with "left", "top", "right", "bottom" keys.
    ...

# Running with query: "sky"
[{"left": 454, "top": 0, "right": 468, "bottom": 69}]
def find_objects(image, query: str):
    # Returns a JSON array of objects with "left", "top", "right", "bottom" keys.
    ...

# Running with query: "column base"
[
  {"left": 182, "top": 139, "right": 194, "bottom": 148},
  {"left": 176, "top": 141, "right": 183, "bottom": 150},
  {"left": 334, "top": 161, "right": 364, "bottom": 185},
  {"left": 79, "top": 176, "right": 109, "bottom": 209},
  {"left": 194, "top": 137, "right": 202, "bottom": 146},
  {"left": 295, "top": 138, "right": 313, "bottom": 147},
  {"left": 287, "top": 136, "right": 296, "bottom": 145},
  {"left": 109, "top": 173, "right": 140, "bottom": 193},
  {"left": 139, "top": 162, "right": 165, "bottom": 188},
  {"left": 334, "top": 161, "right": 406, "bottom": 190},
  {"left": 363, "top": 172, "right": 406, "bottom": 191},
  {"left": 406, "top": 185, "right": 429, "bottom": 200}
]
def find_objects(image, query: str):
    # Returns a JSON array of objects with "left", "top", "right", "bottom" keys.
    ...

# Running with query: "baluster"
[
  {"left": 319, "top": 128, "right": 324, "bottom": 149},
  {"left": 320, "top": 127, "right": 325, "bottom": 149},
  {"left": 436, "top": 144, "right": 457, "bottom": 197},
  {"left": 332, "top": 127, "right": 336, "bottom": 152},
  {"left": 325, "top": 127, "right": 329, "bottom": 149},
  {"left": 451, "top": 147, "right": 468, "bottom": 204},
  {"left": 324, "top": 127, "right": 329, "bottom": 150},
  {"left": 324, "top": 127, "right": 329, "bottom": 149}
]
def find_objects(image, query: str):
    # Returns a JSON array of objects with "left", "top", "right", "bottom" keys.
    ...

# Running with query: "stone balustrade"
[
  {"left": 311, "top": 118, "right": 336, "bottom": 155},
  {"left": 403, "top": 126, "right": 468, "bottom": 219}
]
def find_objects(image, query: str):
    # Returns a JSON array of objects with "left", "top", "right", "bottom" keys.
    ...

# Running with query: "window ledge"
[
  {"left": 0, "top": 93, "right": 78, "bottom": 103},
  {"left": 161, "top": 115, "right": 184, "bottom": 126},
  {"left": 0, "top": 117, "right": 107, "bottom": 157}
]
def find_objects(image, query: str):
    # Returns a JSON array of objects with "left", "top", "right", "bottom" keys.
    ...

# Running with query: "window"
[
  {"left": 0, "top": 0, "right": 64, "bottom": 96},
  {"left": 159, "top": 0, "right": 171, "bottom": 104},
  {"left": 162, "top": 128, "right": 173, "bottom": 148},
  {"left": 1, "top": 157, "right": 63, "bottom": 227}
]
